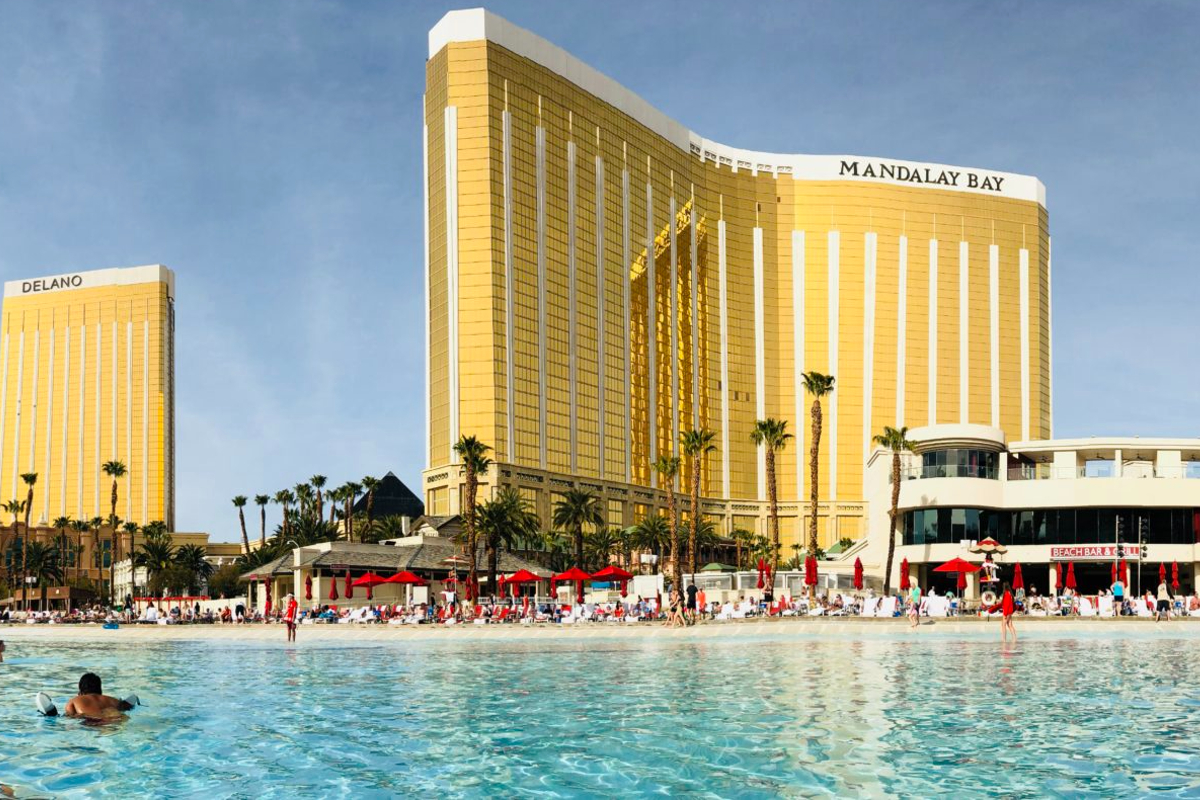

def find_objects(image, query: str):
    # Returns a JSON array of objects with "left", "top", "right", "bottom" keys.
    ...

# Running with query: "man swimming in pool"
[{"left": 60, "top": 673, "right": 136, "bottom": 719}]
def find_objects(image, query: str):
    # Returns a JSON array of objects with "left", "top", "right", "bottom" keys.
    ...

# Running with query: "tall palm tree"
[
  {"left": 121, "top": 522, "right": 140, "bottom": 602},
  {"left": 133, "top": 533, "right": 176, "bottom": 593},
  {"left": 652, "top": 454, "right": 683, "bottom": 592},
  {"left": 680, "top": 428, "right": 717, "bottom": 576},
  {"left": 583, "top": 526, "right": 620, "bottom": 572},
  {"left": 175, "top": 543, "right": 215, "bottom": 594},
  {"left": 345, "top": 481, "right": 362, "bottom": 543},
  {"left": 360, "top": 476, "right": 380, "bottom": 524},
  {"left": 453, "top": 435, "right": 493, "bottom": 599},
  {"left": 750, "top": 419, "right": 792, "bottom": 598},
  {"left": 552, "top": 488, "right": 603, "bottom": 574},
  {"left": 70, "top": 518, "right": 88, "bottom": 587},
  {"left": 632, "top": 515, "right": 670, "bottom": 572},
  {"left": 801, "top": 372, "right": 836, "bottom": 598},
  {"left": 254, "top": 495, "right": 270, "bottom": 549},
  {"left": 20, "top": 472, "right": 36, "bottom": 610},
  {"left": 477, "top": 486, "right": 539, "bottom": 595},
  {"left": 310, "top": 475, "right": 327, "bottom": 523},
  {"left": 2, "top": 499, "right": 23, "bottom": 594},
  {"left": 232, "top": 496, "right": 250, "bottom": 554},
  {"left": 273, "top": 490, "right": 292, "bottom": 541},
  {"left": 874, "top": 425, "right": 916, "bottom": 595},
  {"left": 24, "top": 541, "right": 62, "bottom": 612},
  {"left": 52, "top": 516, "right": 71, "bottom": 581},
  {"left": 732, "top": 528, "right": 753, "bottom": 571},
  {"left": 294, "top": 483, "right": 314, "bottom": 524}
]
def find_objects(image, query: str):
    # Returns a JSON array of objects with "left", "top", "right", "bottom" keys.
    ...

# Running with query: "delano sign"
[
  {"left": 21, "top": 275, "right": 84, "bottom": 294},
  {"left": 839, "top": 160, "right": 1007, "bottom": 192}
]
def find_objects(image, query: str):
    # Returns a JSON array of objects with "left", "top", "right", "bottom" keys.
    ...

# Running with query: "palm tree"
[
  {"left": 552, "top": 488, "right": 603, "bottom": 573},
  {"left": 294, "top": 483, "right": 314, "bottom": 524},
  {"left": 874, "top": 425, "right": 916, "bottom": 595},
  {"left": 310, "top": 475, "right": 327, "bottom": 523},
  {"left": 273, "top": 490, "right": 292, "bottom": 541},
  {"left": 70, "top": 518, "right": 89, "bottom": 587},
  {"left": 175, "top": 543, "right": 215, "bottom": 594},
  {"left": 477, "top": 486, "right": 539, "bottom": 594},
  {"left": 133, "top": 533, "right": 176, "bottom": 592},
  {"left": 121, "top": 522, "right": 140, "bottom": 602},
  {"left": 583, "top": 526, "right": 621, "bottom": 572},
  {"left": 254, "top": 495, "right": 270, "bottom": 549},
  {"left": 24, "top": 541, "right": 62, "bottom": 611},
  {"left": 360, "top": 476, "right": 380, "bottom": 524},
  {"left": 345, "top": 481, "right": 362, "bottom": 543},
  {"left": 731, "top": 528, "right": 753, "bottom": 571},
  {"left": 632, "top": 515, "right": 670, "bottom": 572},
  {"left": 52, "top": 516, "right": 71, "bottom": 580},
  {"left": 652, "top": 454, "right": 683, "bottom": 592},
  {"left": 801, "top": 372, "right": 836, "bottom": 599},
  {"left": 1, "top": 499, "right": 22, "bottom": 595},
  {"left": 232, "top": 496, "right": 250, "bottom": 554},
  {"left": 19, "top": 472, "right": 36, "bottom": 610},
  {"left": 751, "top": 419, "right": 793, "bottom": 598},
  {"left": 453, "top": 435, "right": 493, "bottom": 599},
  {"left": 680, "top": 428, "right": 717, "bottom": 576}
]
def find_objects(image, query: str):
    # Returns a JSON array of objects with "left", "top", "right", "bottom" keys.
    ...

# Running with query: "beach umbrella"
[
  {"left": 756, "top": 558, "right": 765, "bottom": 589},
  {"left": 956, "top": 569, "right": 967, "bottom": 593},
  {"left": 900, "top": 558, "right": 910, "bottom": 590},
  {"left": 352, "top": 572, "right": 388, "bottom": 601},
  {"left": 1120, "top": 559, "right": 1128, "bottom": 584},
  {"left": 1055, "top": 563, "right": 1063, "bottom": 591},
  {"left": 700, "top": 562, "right": 738, "bottom": 572},
  {"left": 551, "top": 567, "right": 592, "bottom": 604},
  {"left": 1066, "top": 562, "right": 1077, "bottom": 590},
  {"left": 344, "top": 570, "right": 353, "bottom": 599},
  {"left": 1159, "top": 563, "right": 1167, "bottom": 583},
  {"left": 591, "top": 565, "right": 633, "bottom": 597},
  {"left": 385, "top": 570, "right": 428, "bottom": 586},
  {"left": 328, "top": 574, "right": 339, "bottom": 601},
  {"left": 853, "top": 557, "right": 864, "bottom": 590},
  {"left": 1111, "top": 560, "right": 1117, "bottom": 584},
  {"left": 970, "top": 537, "right": 1008, "bottom": 554},
  {"left": 1012, "top": 563, "right": 1024, "bottom": 591},
  {"left": 805, "top": 556, "right": 818, "bottom": 587},
  {"left": 934, "top": 558, "right": 979, "bottom": 594},
  {"left": 304, "top": 574, "right": 312, "bottom": 601},
  {"left": 1172, "top": 561, "right": 1180, "bottom": 591}
]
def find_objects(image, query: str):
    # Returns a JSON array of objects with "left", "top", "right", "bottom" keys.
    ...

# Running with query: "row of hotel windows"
[{"left": 901, "top": 507, "right": 1200, "bottom": 546}]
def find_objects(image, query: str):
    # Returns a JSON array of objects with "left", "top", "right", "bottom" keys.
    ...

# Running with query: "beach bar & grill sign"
[{"left": 1050, "top": 546, "right": 1142, "bottom": 561}]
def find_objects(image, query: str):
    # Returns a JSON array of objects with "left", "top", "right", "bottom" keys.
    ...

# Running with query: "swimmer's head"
[{"left": 79, "top": 673, "right": 102, "bottom": 695}]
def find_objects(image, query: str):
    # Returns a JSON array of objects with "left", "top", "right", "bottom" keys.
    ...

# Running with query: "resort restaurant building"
[{"left": 864, "top": 425, "right": 1200, "bottom": 598}]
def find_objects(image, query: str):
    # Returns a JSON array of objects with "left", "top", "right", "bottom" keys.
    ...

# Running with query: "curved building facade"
[{"left": 422, "top": 8, "right": 1051, "bottom": 548}]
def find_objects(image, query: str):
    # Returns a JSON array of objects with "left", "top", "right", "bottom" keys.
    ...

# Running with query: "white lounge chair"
[
  {"left": 878, "top": 597, "right": 898, "bottom": 618},
  {"left": 1098, "top": 596, "right": 1115, "bottom": 617},
  {"left": 861, "top": 597, "right": 879, "bottom": 617},
  {"left": 1078, "top": 597, "right": 1096, "bottom": 617}
]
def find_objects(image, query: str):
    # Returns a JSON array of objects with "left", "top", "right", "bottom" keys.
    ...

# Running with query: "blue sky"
[{"left": 2, "top": 1, "right": 1197, "bottom": 542}]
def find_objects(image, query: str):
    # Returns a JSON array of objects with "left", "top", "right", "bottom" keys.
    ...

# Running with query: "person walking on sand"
[
  {"left": 907, "top": 582, "right": 921, "bottom": 629},
  {"left": 283, "top": 593, "right": 299, "bottom": 642}
]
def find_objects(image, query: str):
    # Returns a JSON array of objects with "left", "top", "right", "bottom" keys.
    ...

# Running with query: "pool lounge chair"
[
  {"left": 1097, "top": 596, "right": 1115, "bottom": 617},
  {"left": 877, "top": 597, "right": 898, "bottom": 618},
  {"left": 1077, "top": 597, "right": 1096, "bottom": 617}
]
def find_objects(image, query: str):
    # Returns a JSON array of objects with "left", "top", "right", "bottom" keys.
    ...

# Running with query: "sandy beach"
[{"left": 3, "top": 616, "right": 1198, "bottom": 643}]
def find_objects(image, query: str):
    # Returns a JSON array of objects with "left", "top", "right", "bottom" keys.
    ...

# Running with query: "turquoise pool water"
[{"left": 3, "top": 632, "right": 1200, "bottom": 797}]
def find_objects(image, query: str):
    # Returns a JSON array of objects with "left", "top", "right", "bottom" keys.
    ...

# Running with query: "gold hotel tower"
[
  {"left": 0, "top": 265, "right": 176, "bottom": 532},
  {"left": 422, "top": 9, "right": 1051, "bottom": 549}
]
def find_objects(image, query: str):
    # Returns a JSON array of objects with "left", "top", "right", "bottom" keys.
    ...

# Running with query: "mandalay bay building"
[{"left": 422, "top": 9, "right": 1051, "bottom": 550}]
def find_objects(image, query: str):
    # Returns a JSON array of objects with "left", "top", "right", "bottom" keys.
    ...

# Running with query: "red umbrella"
[
  {"left": 304, "top": 574, "right": 313, "bottom": 601},
  {"left": 1066, "top": 562, "right": 1077, "bottom": 590},
  {"left": 1172, "top": 561, "right": 1180, "bottom": 591},
  {"left": 592, "top": 565, "right": 633, "bottom": 597},
  {"left": 853, "top": 557, "right": 864, "bottom": 590},
  {"left": 934, "top": 558, "right": 979, "bottom": 594},
  {"left": 1159, "top": 562, "right": 1167, "bottom": 583},
  {"left": 899, "top": 558, "right": 910, "bottom": 590},
  {"left": 956, "top": 569, "right": 967, "bottom": 593},
  {"left": 1111, "top": 560, "right": 1117, "bottom": 584},
  {"left": 1012, "top": 563, "right": 1024, "bottom": 591},
  {"left": 384, "top": 570, "right": 428, "bottom": 586},
  {"left": 804, "top": 556, "right": 818, "bottom": 587},
  {"left": 352, "top": 572, "right": 388, "bottom": 601},
  {"left": 328, "top": 574, "right": 339, "bottom": 601},
  {"left": 1055, "top": 563, "right": 1063, "bottom": 591},
  {"left": 552, "top": 567, "right": 592, "bottom": 604},
  {"left": 756, "top": 558, "right": 765, "bottom": 589},
  {"left": 1120, "top": 559, "right": 1128, "bottom": 584},
  {"left": 344, "top": 570, "right": 353, "bottom": 599}
]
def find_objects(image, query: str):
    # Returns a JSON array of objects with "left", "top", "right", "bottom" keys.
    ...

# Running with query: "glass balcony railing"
[{"left": 901, "top": 464, "right": 998, "bottom": 481}]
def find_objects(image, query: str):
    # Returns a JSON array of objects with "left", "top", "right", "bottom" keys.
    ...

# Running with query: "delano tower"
[
  {"left": 422, "top": 9, "right": 1051, "bottom": 550},
  {"left": 0, "top": 265, "right": 176, "bottom": 531}
]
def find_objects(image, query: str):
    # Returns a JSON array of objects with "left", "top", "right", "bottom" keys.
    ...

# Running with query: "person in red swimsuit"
[
  {"left": 1000, "top": 581, "right": 1017, "bottom": 642},
  {"left": 283, "top": 593, "right": 299, "bottom": 642}
]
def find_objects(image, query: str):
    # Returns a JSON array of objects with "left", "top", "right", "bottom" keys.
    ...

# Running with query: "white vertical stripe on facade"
[
  {"left": 752, "top": 227, "right": 766, "bottom": 501},
  {"left": 126, "top": 319, "right": 133, "bottom": 519},
  {"left": 444, "top": 106, "right": 460, "bottom": 461},
  {"left": 718, "top": 220, "right": 730, "bottom": 498},
  {"left": 989, "top": 244, "right": 1000, "bottom": 427},
  {"left": 827, "top": 230, "right": 840, "bottom": 502},
  {"left": 1019, "top": 248, "right": 1030, "bottom": 441},
  {"left": 646, "top": 181, "right": 656, "bottom": 483},
  {"left": 928, "top": 240, "right": 938, "bottom": 425},
  {"left": 896, "top": 236, "right": 908, "bottom": 427},
  {"left": 60, "top": 327, "right": 69, "bottom": 513},
  {"left": 535, "top": 125, "right": 548, "bottom": 470},
  {"left": 501, "top": 110, "right": 514, "bottom": 463},
  {"left": 94, "top": 322, "right": 101, "bottom": 515},
  {"left": 567, "top": 140, "right": 578, "bottom": 473},
  {"left": 0, "top": 334, "right": 8, "bottom": 496},
  {"left": 863, "top": 232, "right": 877, "bottom": 485},
  {"left": 111, "top": 320, "right": 117, "bottom": 461},
  {"left": 622, "top": 169, "right": 631, "bottom": 484},
  {"left": 423, "top": 118, "right": 430, "bottom": 469},
  {"left": 689, "top": 204, "right": 698, "bottom": 430},
  {"left": 792, "top": 231, "right": 805, "bottom": 502},
  {"left": 43, "top": 327, "right": 54, "bottom": 517},
  {"left": 12, "top": 330, "right": 24, "bottom": 498},
  {"left": 670, "top": 196, "right": 678, "bottom": 452},
  {"left": 595, "top": 155, "right": 606, "bottom": 479},
  {"left": 1047, "top": 237, "right": 1054, "bottom": 437},
  {"left": 29, "top": 329, "right": 39, "bottom": 477},
  {"left": 958, "top": 241, "right": 968, "bottom": 424},
  {"left": 78, "top": 326, "right": 85, "bottom": 516},
  {"left": 142, "top": 320, "right": 149, "bottom": 523}
]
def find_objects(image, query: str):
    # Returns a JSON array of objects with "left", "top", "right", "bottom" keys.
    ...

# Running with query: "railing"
[
  {"left": 1008, "top": 464, "right": 1200, "bottom": 480},
  {"left": 901, "top": 464, "right": 999, "bottom": 481}
]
